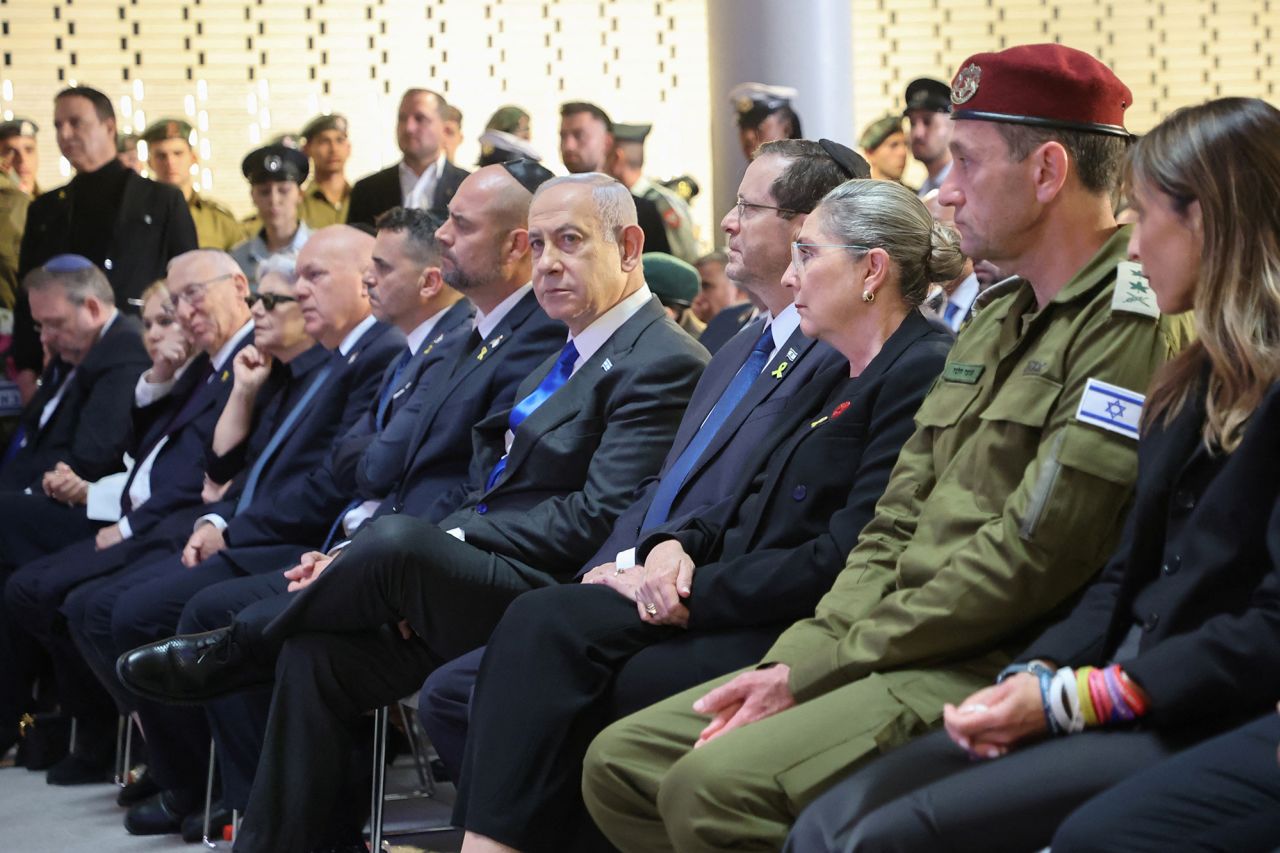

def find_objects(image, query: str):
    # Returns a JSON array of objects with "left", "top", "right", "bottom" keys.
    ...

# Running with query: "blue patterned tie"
[
  {"left": 235, "top": 363, "right": 334, "bottom": 513},
  {"left": 375, "top": 348, "right": 413, "bottom": 428},
  {"left": 640, "top": 324, "right": 774, "bottom": 530},
  {"left": 485, "top": 340, "right": 579, "bottom": 489}
]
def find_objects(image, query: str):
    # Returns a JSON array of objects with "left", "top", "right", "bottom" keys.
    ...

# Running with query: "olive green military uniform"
[
  {"left": 633, "top": 176, "right": 698, "bottom": 263},
  {"left": 188, "top": 191, "right": 245, "bottom": 251},
  {"left": 298, "top": 179, "right": 350, "bottom": 229},
  {"left": 583, "top": 229, "right": 1195, "bottom": 853},
  {"left": 0, "top": 170, "right": 30, "bottom": 309}
]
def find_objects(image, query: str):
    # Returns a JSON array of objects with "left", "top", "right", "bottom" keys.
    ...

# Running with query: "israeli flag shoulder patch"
[
  {"left": 1111, "top": 261, "right": 1160, "bottom": 319},
  {"left": 1075, "top": 377, "right": 1143, "bottom": 440}
]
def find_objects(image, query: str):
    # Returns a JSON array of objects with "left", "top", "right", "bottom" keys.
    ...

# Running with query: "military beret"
[
  {"left": 0, "top": 118, "right": 38, "bottom": 139},
  {"left": 300, "top": 114, "right": 348, "bottom": 141},
  {"left": 729, "top": 82, "right": 799, "bottom": 129},
  {"left": 903, "top": 78, "right": 952, "bottom": 115},
  {"left": 241, "top": 143, "right": 309, "bottom": 185},
  {"left": 612, "top": 123, "right": 652, "bottom": 144},
  {"left": 477, "top": 130, "right": 543, "bottom": 166},
  {"left": 643, "top": 253, "right": 700, "bottom": 309},
  {"left": 141, "top": 118, "right": 193, "bottom": 145},
  {"left": 949, "top": 44, "right": 1132, "bottom": 137},
  {"left": 859, "top": 115, "right": 904, "bottom": 150},
  {"left": 485, "top": 106, "right": 530, "bottom": 136}
]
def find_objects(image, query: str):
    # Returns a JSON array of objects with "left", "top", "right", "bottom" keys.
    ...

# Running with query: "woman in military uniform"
[{"left": 786, "top": 95, "right": 1280, "bottom": 853}]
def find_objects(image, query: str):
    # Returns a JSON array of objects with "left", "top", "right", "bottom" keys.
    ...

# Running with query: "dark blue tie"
[
  {"left": 375, "top": 348, "right": 413, "bottom": 428},
  {"left": 944, "top": 301, "right": 962, "bottom": 327},
  {"left": 640, "top": 324, "right": 775, "bottom": 530},
  {"left": 235, "top": 363, "right": 334, "bottom": 513},
  {"left": 485, "top": 340, "right": 579, "bottom": 489}
]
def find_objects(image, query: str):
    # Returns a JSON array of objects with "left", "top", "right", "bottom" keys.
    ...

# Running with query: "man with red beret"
[{"left": 581, "top": 43, "right": 1195, "bottom": 852}]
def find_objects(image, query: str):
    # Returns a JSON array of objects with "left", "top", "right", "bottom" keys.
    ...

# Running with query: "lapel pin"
[
  {"left": 477, "top": 345, "right": 489, "bottom": 361},
  {"left": 786, "top": 347, "right": 799, "bottom": 361},
  {"left": 221, "top": 369, "right": 230, "bottom": 382},
  {"left": 488, "top": 334, "right": 505, "bottom": 351},
  {"left": 602, "top": 358, "right": 613, "bottom": 372},
  {"left": 348, "top": 352, "right": 358, "bottom": 364},
  {"left": 771, "top": 361, "right": 789, "bottom": 380},
  {"left": 809, "top": 415, "right": 828, "bottom": 428}
]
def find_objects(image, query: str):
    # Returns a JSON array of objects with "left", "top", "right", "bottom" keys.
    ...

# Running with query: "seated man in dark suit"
[
  {"left": 128, "top": 164, "right": 565, "bottom": 831},
  {"left": 346, "top": 88, "right": 469, "bottom": 227},
  {"left": 416, "top": 137, "right": 861, "bottom": 779},
  {"left": 122, "top": 172, "right": 709, "bottom": 853},
  {"left": 13, "top": 85, "right": 197, "bottom": 401}
]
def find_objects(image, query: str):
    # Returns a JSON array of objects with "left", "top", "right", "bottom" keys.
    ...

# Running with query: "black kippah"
[
  {"left": 501, "top": 158, "right": 556, "bottom": 194},
  {"left": 818, "top": 139, "right": 872, "bottom": 180}
]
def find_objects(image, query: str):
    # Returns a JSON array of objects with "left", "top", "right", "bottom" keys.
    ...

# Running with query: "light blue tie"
[
  {"left": 485, "top": 340, "right": 579, "bottom": 490},
  {"left": 235, "top": 363, "right": 334, "bottom": 513},
  {"left": 640, "top": 324, "right": 774, "bottom": 530}
]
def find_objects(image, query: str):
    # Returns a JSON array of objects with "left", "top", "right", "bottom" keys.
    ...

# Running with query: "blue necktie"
[
  {"left": 485, "top": 340, "right": 579, "bottom": 489},
  {"left": 375, "top": 348, "right": 413, "bottom": 428},
  {"left": 235, "top": 363, "right": 334, "bottom": 513},
  {"left": 640, "top": 324, "right": 774, "bottom": 530},
  {"left": 944, "top": 301, "right": 962, "bottom": 328}
]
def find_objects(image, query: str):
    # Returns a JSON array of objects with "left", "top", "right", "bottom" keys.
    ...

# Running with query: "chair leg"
[
  {"left": 369, "top": 705, "right": 389, "bottom": 852},
  {"left": 396, "top": 702, "right": 433, "bottom": 797},
  {"left": 114, "top": 715, "right": 127, "bottom": 786},
  {"left": 68, "top": 715, "right": 77, "bottom": 755},
  {"left": 231, "top": 809, "right": 239, "bottom": 843},
  {"left": 122, "top": 716, "right": 134, "bottom": 782},
  {"left": 201, "top": 738, "right": 217, "bottom": 848}
]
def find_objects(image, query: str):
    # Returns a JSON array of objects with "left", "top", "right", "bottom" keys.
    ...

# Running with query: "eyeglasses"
[
  {"left": 790, "top": 242, "right": 872, "bottom": 272},
  {"left": 245, "top": 292, "right": 298, "bottom": 311},
  {"left": 734, "top": 197, "right": 801, "bottom": 220},
  {"left": 171, "top": 273, "right": 235, "bottom": 307}
]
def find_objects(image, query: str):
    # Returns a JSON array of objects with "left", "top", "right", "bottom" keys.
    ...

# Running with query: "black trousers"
[
  {"left": 1053, "top": 713, "right": 1280, "bottom": 853},
  {"left": 454, "top": 582, "right": 781, "bottom": 852},
  {"left": 785, "top": 725, "right": 1206, "bottom": 853},
  {"left": 234, "top": 515, "right": 554, "bottom": 853},
  {"left": 0, "top": 491, "right": 101, "bottom": 570}
]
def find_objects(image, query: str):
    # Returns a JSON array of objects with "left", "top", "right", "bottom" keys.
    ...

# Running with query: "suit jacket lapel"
[{"left": 664, "top": 317, "right": 766, "bottom": 460}]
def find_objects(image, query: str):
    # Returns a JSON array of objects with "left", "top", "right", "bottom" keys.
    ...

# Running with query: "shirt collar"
[
  {"left": 474, "top": 282, "right": 534, "bottom": 341},
  {"left": 405, "top": 305, "right": 451, "bottom": 355},
  {"left": 210, "top": 320, "right": 256, "bottom": 371},
  {"left": 567, "top": 285, "right": 653, "bottom": 369},
  {"left": 399, "top": 156, "right": 444, "bottom": 196},
  {"left": 97, "top": 309, "right": 120, "bottom": 342},
  {"left": 337, "top": 313, "right": 378, "bottom": 357},
  {"left": 766, "top": 302, "right": 801, "bottom": 355}
]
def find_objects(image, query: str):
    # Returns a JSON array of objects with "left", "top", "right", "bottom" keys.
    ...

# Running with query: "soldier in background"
[
  {"left": 476, "top": 129, "right": 542, "bottom": 167},
  {"left": 229, "top": 144, "right": 311, "bottom": 288},
  {"left": 116, "top": 132, "right": 144, "bottom": 174},
  {"left": 0, "top": 119, "right": 39, "bottom": 311},
  {"left": 0, "top": 118, "right": 40, "bottom": 198},
  {"left": 610, "top": 123, "right": 700, "bottom": 263},
  {"left": 904, "top": 77, "right": 954, "bottom": 198},
  {"left": 485, "top": 105, "right": 531, "bottom": 140},
  {"left": 441, "top": 104, "right": 464, "bottom": 163},
  {"left": 298, "top": 114, "right": 352, "bottom": 229},
  {"left": 142, "top": 119, "right": 243, "bottom": 252},
  {"left": 643, "top": 251, "right": 704, "bottom": 337},
  {"left": 860, "top": 114, "right": 910, "bottom": 185},
  {"left": 728, "top": 82, "right": 802, "bottom": 161}
]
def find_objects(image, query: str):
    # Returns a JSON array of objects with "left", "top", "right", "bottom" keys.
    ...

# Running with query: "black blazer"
[
  {"left": 14, "top": 168, "right": 198, "bottom": 371},
  {"left": 0, "top": 314, "right": 150, "bottom": 491},
  {"left": 438, "top": 296, "right": 710, "bottom": 581},
  {"left": 633, "top": 194, "right": 672, "bottom": 256},
  {"left": 119, "top": 330, "right": 255, "bottom": 538},
  {"left": 367, "top": 290, "right": 568, "bottom": 522},
  {"left": 213, "top": 321, "right": 405, "bottom": 570},
  {"left": 345, "top": 160, "right": 470, "bottom": 227},
  {"left": 698, "top": 301, "right": 756, "bottom": 355},
  {"left": 638, "top": 310, "right": 952, "bottom": 631},
  {"left": 1024, "top": 376, "right": 1280, "bottom": 727},
  {"left": 580, "top": 316, "right": 844, "bottom": 573}
]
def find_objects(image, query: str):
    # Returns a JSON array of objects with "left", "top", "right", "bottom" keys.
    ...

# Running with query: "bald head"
[
  {"left": 295, "top": 225, "right": 375, "bottom": 348},
  {"left": 166, "top": 249, "right": 252, "bottom": 355},
  {"left": 435, "top": 165, "right": 539, "bottom": 313}
]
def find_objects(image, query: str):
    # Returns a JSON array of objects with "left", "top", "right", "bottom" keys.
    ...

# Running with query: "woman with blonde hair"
[{"left": 786, "top": 96, "right": 1280, "bottom": 853}]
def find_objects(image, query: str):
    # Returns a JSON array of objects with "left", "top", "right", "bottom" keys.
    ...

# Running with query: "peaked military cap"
[
  {"left": 241, "top": 143, "right": 309, "bottom": 185},
  {"left": 903, "top": 78, "right": 952, "bottom": 115},
  {"left": 612, "top": 123, "right": 653, "bottom": 144}
]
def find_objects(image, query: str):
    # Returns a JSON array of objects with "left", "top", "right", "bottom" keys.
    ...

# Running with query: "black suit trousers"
[{"left": 1052, "top": 713, "right": 1280, "bottom": 853}]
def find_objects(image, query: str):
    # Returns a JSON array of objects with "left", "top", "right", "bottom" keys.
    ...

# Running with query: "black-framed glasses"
[
  {"left": 734, "top": 197, "right": 801, "bottom": 220},
  {"left": 245, "top": 292, "right": 298, "bottom": 311}
]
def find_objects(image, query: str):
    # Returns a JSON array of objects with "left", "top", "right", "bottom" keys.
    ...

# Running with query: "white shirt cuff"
[
  {"left": 117, "top": 517, "right": 134, "bottom": 540},
  {"left": 135, "top": 372, "right": 177, "bottom": 407},
  {"left": 615, "top": 547, "right": 637, "bottom": 571},
  {"left": 195, "top": 513, "right": 229, "bottom": 532}
]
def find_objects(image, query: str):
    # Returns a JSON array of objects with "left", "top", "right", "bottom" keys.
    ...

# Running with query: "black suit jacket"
[
  {"left": 697, "top": 301, "right": 756, "bottom": 355},
  {"left": 0, "top": 314, "right": 150, "bottom": 491},
  {"left": 366, "top": 289, "right": 567, "bottom": 522},
  {"left": 212, "top": 321, "right": 404, "bottom": 571},
  {"left": 118, "top": 330, "right": 257, "bottom": 539},
  {"left": 1023, "top": 376, "right": 1280, "bottom": 728},
  {"left": 638, "top": 310, "right": 952, "bottom": 631},
  {"left": 581, "top": 315, "right": 844, "bottom": 573},
  {"left": 633, "top": 194, "right": 672, "bottom": 255},
  {"left": 345, "top": 160, "right": 470, "bottom": 227},
  {"left": 14, "top": 169, "right": 198, "bottom": 370},
  {"left": 437, "top": 296, "right": 709, "bottom": 581}
]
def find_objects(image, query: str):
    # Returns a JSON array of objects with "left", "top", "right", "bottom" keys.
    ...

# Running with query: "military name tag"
[
  {"left": 1075, "top": 377, "right": 1143, "bottom": 439},
  {"left": 1111, "top": 261, "right": 1160, "bottom": 319},
  {"left": 943, "top": 362, "right": 984, "bottom": 384}
]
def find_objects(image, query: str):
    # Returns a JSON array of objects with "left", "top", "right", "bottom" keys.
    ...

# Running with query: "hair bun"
[{"left": 925, "top": 221, "right": 966, "bottom": 282}]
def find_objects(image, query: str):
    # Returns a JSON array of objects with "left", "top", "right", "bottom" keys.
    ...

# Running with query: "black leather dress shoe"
[
  {"left": 46, "top": 750, "right": 112, "bottom": 785},
  {"left": 116, "top": 626, "right": 274, "bottom": 704},
  {"left": 124, "top": 791, "right": 191, "bottom": 836},
  {"left": 116, "top": 767, "right": 160, "bottom": 806},
  {"left": 181, "top": 799, "right": 232, "bottom": 843}
]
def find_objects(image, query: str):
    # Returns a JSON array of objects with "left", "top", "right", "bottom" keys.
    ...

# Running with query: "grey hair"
[
  {"left": 166, "top": 248, "right": 242, "bottom": 277},
  {"left": 24, "top": 264, "right": 114, "bottom": 306},
  {"left": 256, "top": 253, "right": 299, "bottom": 286},
  {"left": 815, "top": 179, "right": 966, "bottom": 306},
  {"left": 533, "top": 172, "right": 637, "bottom": 244}
]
